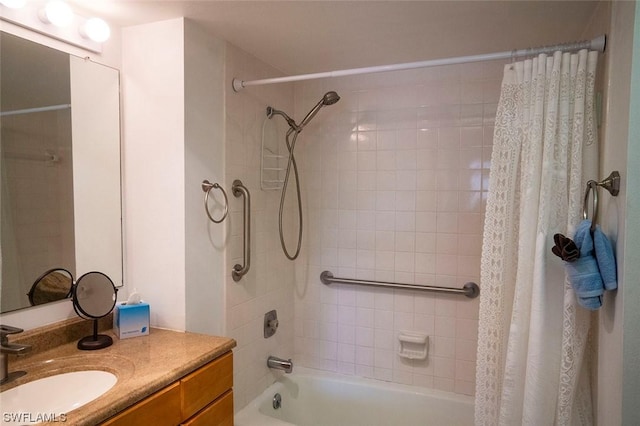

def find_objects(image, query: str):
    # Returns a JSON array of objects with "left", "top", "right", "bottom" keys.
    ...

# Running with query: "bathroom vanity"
[
  {"left": 1, "top": 318, "right": 235, "bottom": 425},
  {"left": 102, "top": 351, "right": 233, "bottom": 425}
]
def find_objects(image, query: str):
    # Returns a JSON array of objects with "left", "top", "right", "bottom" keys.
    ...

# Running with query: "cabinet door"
[
  {"left": 180, "top": 351, "right": 233, "bottom": 419},
  {"left": 102, "top": 382, "right": 181, "bottom": 426},
  {"left": 181, "top": 390, "right": 233, "bottom": 426}
]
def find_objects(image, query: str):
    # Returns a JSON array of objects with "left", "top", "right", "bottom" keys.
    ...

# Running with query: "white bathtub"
[{"left": 234, "top": 368, "right": 474, "bottom": 426}]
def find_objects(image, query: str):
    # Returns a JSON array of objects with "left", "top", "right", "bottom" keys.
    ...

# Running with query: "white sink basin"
[{"left": 0, "top": 370, "right": 117, "bottom": 425}]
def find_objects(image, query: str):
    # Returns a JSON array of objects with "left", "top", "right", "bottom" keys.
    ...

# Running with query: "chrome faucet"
[
  {"left": 1, "top": 325, "right": 31, "bottom": 384},
  {"left": 267, "top": 356, "right": 293, "bottom": 373}
]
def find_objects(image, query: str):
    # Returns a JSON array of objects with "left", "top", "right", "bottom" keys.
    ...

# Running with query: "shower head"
[
  {"left": 322, "top": 91, "right": 340, "bottom": 106},
  {"left": 299, "top": 91, "right": 341, "bottom": 130},
  {"left": 267, "top": 91, "right": 340, "bottom": 133}
]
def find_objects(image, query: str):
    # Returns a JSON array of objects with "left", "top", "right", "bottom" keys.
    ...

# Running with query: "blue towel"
[
  {"left": 593, "top": 224, "right": 618, "bottom": 290},
  {"left": 565, "top": 220, "right": 617, "bottom": 310}
]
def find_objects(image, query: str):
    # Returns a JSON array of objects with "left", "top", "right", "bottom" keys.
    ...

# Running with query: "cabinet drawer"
[
  {"left": 180, "top": 351, "right": 233, "bottom": 419},
  {"left": 181, "top": 390, "right": 233, "bottom": 426},
  {"left": 102, "top": 382, "right": 181, "bottom": 426}
]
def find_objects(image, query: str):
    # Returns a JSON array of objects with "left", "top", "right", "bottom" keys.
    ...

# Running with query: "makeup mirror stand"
[
  {"left": 77, "top": 318, "right": 112, "bottom": 351},
  {"left": 72, "top": 271, "right": 117, "bottom": 351}
]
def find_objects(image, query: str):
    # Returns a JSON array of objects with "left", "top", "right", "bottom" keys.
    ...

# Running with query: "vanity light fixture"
[
  {"left": 39, "top": 0, "right": 73, "bottom": 27},
  {"left": 80, "top": 17, "right": 111, "bottom": 43},
  {"left": 0, "top": 0, "right": 109, "bottom": 53}
]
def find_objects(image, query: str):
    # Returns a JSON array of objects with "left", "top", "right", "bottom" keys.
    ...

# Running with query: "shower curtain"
[{"left": 475, "top": 50, "right": 599, "bottom": 425}]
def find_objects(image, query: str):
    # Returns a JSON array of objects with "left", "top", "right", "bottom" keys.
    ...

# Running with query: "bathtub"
[{"left": 234, "top": 368, "right": 474, "bottom": 426}]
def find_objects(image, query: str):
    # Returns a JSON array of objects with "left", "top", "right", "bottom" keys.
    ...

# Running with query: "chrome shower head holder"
[{"left": 266, "top": 106, "right": 299, "bottom": 131}]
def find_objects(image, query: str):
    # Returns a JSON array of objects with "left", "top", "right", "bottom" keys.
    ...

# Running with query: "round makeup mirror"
[
  {"left": 27, "top": 268, "right": 73, "bottom": 306},
  {"left": 72, "top": 271, "right": 117, "bottom": 350}
]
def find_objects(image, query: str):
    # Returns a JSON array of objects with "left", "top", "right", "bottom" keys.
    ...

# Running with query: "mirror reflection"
[
  {"left": 0, "top": 31, "right": 123, "bottom": 314},
  {"left": 27, "top": 268, "right": 74, "bottom": 306}
]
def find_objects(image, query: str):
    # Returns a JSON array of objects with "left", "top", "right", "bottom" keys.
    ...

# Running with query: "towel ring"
[
  {"left": 582, "top": 171, "right": 620, "bottom": 232},
  {"left": 583, "top": 180, "right": 599, "bottom": 231},
  {"left": 202, "top": 180, "right": 228, "bottom": 223}
]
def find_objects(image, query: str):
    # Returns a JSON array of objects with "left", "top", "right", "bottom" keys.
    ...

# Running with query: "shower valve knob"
[{"left": 264, "top": 310, "right": 279, "bottom": 338}]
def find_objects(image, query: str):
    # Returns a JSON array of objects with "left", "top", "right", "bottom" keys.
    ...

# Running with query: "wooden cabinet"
[
  {"left": 181, "top": 390, "right": 233, "bottom": 426},
  {"left": 103, "top": 351, "right": 233, "bottom": 426},
  {"left": 101, "top": 382, "right": 182, "bottom": 426}
]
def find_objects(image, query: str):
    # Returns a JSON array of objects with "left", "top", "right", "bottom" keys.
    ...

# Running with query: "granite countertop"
[{"left": 1, "top": 319, "right": 236, "bottom": 425}]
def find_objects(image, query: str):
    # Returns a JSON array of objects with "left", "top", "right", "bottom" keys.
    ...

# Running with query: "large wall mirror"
[{"left": 0, "top": 31, "right": 122, "bottom": 313}]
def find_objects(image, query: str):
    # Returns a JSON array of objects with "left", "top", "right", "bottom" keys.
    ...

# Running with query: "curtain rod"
[{"left": 232, "top": 34, "right": 606, "bottom": 92}]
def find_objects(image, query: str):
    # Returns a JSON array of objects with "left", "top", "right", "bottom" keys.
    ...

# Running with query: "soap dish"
[{"left": 398, "top": 331, "right": 429, "bottom": 360}]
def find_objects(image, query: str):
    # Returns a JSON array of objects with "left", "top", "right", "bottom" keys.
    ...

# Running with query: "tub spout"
[{"left": 267, "top": 356, "right": 293, "bottom": 373}]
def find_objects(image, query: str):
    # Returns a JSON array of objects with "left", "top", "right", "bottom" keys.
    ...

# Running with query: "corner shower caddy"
[{"left": 260, "top": 114, "right": 288, "bottom": 191}]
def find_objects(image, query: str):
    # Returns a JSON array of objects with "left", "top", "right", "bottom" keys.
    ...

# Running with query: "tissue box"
[{"left": 114, "top": 302, "right": 149, "bottom": 339}]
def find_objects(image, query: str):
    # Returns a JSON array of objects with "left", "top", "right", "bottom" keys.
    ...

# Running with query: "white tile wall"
[
  {"left": 293, "top": 61, "right": 504, "bottom": 395},
  {"left": 1, "top": 110, "right": 75, "bottom": 311},
  {"left": 224, "top": 43, "right": 297, "bottom": 410}
]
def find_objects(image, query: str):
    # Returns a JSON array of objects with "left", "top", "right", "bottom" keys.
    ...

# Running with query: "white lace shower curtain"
[{"left": 475, "top": 50, "right": 599, "bottom": 425}]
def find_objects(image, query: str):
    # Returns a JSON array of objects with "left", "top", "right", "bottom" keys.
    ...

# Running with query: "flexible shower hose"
[{"left": 279, "top": 127, "right": 303, "bottom": 260}]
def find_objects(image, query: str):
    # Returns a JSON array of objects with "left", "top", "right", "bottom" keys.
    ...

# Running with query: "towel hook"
[
  {"left": 582, "top": 171, "right": 620, "bottom": 232},
  {"left": 202, "top": 180, "right": 228, "bottom": 223}
]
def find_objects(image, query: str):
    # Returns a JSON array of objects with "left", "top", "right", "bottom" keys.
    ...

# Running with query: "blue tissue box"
[{"left": 114, "top": 302, "right": 149, "bottom": 339}]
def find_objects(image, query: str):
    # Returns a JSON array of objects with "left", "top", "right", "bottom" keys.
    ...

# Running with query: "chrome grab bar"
[
  {"left": 232, "top": 180, "right": 250, "bottom": 281},
  {"left": 320, "top": 271, "right": 479, "bottom": 299}
]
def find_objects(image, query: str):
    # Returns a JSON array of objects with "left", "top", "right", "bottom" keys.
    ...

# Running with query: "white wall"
[
  {"left": 597, "top": 2, "right": 634, "bottom": 424},
  {"left": 123, "top": 20, "right": 298, "bottom": 410},
  {"left": 122, "top": 23, "right": 298, "bottom": 410},
  {"left": 184, "top": 21, "right": 226, "bottom": 337},
  {"left": 621, "top": 3, "right": 640, "bottom": 424},
  {"left": 122, "top": 18, "right": 227, "bottom": 334},
  {"left": 122, "top": 18, "right": 187, "bottom": 330}
]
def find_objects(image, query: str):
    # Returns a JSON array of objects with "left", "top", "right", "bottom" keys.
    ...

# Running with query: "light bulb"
[
  {"left": 81, "top": 17, "right": 111, "bottom": 42},
  {"left": 39, "top": 0, "right": 73, "bottom": 27},
  {"left": 0, "top": 0, "right": 27, "bottom": 8}
]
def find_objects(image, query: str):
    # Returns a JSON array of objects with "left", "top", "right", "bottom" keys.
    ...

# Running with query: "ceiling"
[{"left": 73, "top": 1, "right": 603, "bottom": 76}]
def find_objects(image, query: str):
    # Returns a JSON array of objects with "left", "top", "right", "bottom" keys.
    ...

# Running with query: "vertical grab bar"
[{"left": 232, "top": 179, "right": 250, "bottom": 281}]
